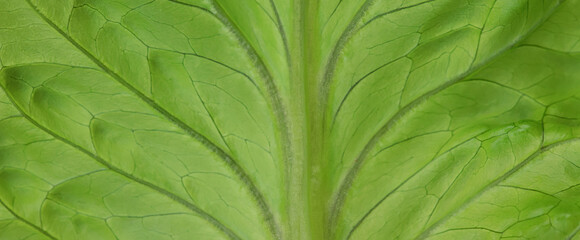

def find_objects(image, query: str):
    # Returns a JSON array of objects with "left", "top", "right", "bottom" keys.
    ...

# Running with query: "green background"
[{"left": 0, "top": 0, "right": 579, "bottom": 239}]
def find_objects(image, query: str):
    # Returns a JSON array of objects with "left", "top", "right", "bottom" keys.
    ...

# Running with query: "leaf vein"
[{"left": 0, "top": 198, "right": 57, "bottom": 240}]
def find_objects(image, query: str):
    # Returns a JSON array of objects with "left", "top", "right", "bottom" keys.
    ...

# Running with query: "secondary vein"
[{"left": 0, "top": 197, "right": 57, "bottom": 240}]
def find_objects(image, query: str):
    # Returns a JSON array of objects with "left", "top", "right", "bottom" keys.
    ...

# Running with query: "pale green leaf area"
[{"left": 0, "top": 0, "right": 579, "bottom": 239}]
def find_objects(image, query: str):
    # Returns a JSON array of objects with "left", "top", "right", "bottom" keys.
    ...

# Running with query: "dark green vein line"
[
  {"left": 328, "top": 0, "right": 564, "bottom": 234},
  {"left": 150, "top": 46, "right": 268, "bottom": 101},
  {"left": 0, "top": 84, "right": 240, "bottom": 240},
  {"left": 432, "top": 227, "right": 503, "bottom": 235},
  {"left": 417, "top": 137, "right": 580, "bottom": 239},
  {"left": 268, "top": 0, "right": 292, "bottom": 69},
  {"left": 471, "top": 0, "right": 498, "bottom": 66},
  {"left": 255, "top": 2, "right": 278, "bottom": 28},
  {"left": 498, "top": 185, "right": 558, "bottom": 198},
  {"left": 166, "top": 0, "right": 214, "bottom": 15},
  {"left": 322, "top": 0, "right": 343, "bottom": 31},
  {"left": 0, "top": 198, "right": 57, "bottom": 240},
  {"left": 187, "top": 68, "right": 234, "bottom": 153},
  {"left": 329, "top": 55, "right": 408, "bottom": 130},
  {"left": 567, "top": 223, "right": 580, "bottom": 240},
  {"left": 556, "top": 183, "right": 580, "bottom": 195},
  {"left": 464, "top": 78, "right": 545, "bottom": 107},
  {"left": 372, "top": 130, "right": 451, "bottom": 157},
  {"left": 168, "top": 49, "right": 263, "bottom": 93},
  {"left": 23, "top": 1, "right": 274, "bottom": 238},
  {"left": 361, "top": 0, "right": 436, "bottom": 28},
  {"left": 519, "top": 43, "right": 580, "bottom": 55}
]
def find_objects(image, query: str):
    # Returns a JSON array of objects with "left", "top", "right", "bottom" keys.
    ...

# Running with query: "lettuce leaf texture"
[{"left": 0, "top": 0, "right": 579, "bottom": 239}]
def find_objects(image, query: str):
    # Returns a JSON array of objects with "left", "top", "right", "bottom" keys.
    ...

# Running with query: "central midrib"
[
  {"left": 301, "top": 0, "right": 325, "bottom": 239},
  {"left": 281, "top": 0, "right": 326, "bottom": 239},
  {"left": 296, "top": 0, "right": 371, "bottom": 239},
  {"left": 297, "top": 0, "right": 380, "bottom": 239}
]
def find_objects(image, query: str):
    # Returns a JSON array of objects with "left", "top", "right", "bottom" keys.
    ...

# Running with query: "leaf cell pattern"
[{"left": 0, "top": 0, "right": 579, "bottom": 239}]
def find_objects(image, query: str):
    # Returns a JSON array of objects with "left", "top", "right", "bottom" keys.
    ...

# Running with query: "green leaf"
[{"left": 0, "top": 0, "right": 579, "bottom": 239}]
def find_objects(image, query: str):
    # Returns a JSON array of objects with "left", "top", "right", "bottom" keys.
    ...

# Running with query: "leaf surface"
[{"left": 0, "top": 0, "right": 579, "bottom": 239}]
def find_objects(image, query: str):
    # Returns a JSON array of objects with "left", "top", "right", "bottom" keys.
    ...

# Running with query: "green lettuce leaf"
[{"left": 0, "top": 0, "right": 579, "bottom": 239}]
